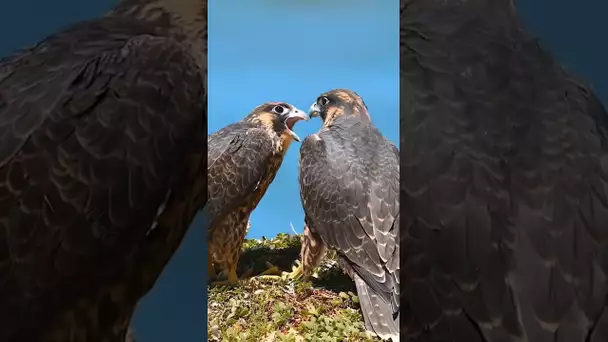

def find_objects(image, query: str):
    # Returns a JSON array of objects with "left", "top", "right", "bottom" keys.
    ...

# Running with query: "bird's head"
[
  {"left": 246, "top": 102, "right": 309, "bottom": 142},
  {"left": 309, "top": 89, "right": 370, "bottom": 127}
]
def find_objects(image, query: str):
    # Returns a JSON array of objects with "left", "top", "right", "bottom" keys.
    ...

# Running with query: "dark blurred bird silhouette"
[
  {"left": 0, "top": 0, "right": 207, "bottom": 340},
  {"left": 401, "top": 0, "right": 608, "bottom": 341}
]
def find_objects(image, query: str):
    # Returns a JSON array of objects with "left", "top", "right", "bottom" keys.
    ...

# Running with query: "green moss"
[{"left": 208, "top": 233, "right": 380, "bottom": 341}]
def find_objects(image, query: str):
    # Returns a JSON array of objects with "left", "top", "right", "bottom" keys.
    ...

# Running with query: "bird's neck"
[
  {"left": 280, "top": 132, "right": 296, "bottom": 153},
  {"left": 106, "top": 0, "right": 207, "bottom": 69}
]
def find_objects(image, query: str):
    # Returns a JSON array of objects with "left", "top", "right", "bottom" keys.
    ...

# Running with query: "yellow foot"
[
  {"left": 254, "top": 262, "right": 283, "bottom": 280},
  {"left": 210, "top": 267, "right": 255, "bottom": 286},
  {"left": 258, "top": 262, "right": 306, "bottom": 281},
  {"left": 282, "top": 262, "right": 305, "bottom": 281},
  {"left": 210, "top": 268, "right": 239, "bottom": 286}
]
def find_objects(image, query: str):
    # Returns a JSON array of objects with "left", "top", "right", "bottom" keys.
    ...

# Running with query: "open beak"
[
  {"left": 309, "top": 102, "right": 321, "bottom": 118},
  {"left": 284, "top": 106, "right": 308, "bottom": 142}
]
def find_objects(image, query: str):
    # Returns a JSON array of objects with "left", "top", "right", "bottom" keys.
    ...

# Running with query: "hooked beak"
[
  {"left": 284, "top": 106, "right": 308, "bottom": 142},
  {"left": 309, "top": 102, "right": 321, "bottom": 118}
]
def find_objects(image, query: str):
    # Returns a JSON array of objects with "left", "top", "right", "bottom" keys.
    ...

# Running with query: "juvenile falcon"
[
  {"left": 401, "top": 0, "right": 608, "bottom": 341},
  {"left": 0, "top": 0, "right": 207, "bottom": 340},
  {"left": 287, "top": 89, "right": 400, "bottom": 341},
  {"left": 208, "top": 102, "right": 308, "bottom": 285}
]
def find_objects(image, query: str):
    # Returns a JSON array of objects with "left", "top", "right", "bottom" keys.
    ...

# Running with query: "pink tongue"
[{"left": 286, "top": 117, "right": 297, "bottom": 129}]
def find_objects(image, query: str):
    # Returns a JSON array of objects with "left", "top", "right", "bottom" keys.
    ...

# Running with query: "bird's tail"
[{"left": 353, "top": 274, "right": 399, "bottom": 341}]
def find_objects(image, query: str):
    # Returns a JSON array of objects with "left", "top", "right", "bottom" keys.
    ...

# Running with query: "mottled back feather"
[
  {"left": 299, "top": 115, "right": 400, "bottom": 331},
  {"left": 0, "top": 17, "right": 206, "bottom": 341},
  {"left": 207, "top": 122, "right": 278, "bottom": 226},
  {"left": 401, "top": 1, "right": 608, "bottom": 341}
]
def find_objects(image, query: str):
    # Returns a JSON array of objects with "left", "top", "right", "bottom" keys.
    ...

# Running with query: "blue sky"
[
  {"left": 208, "top": 0, "right": 399, "bottom": 240},
  {"left": 1, "top": 0, "right": 608, "bottom": 341}
]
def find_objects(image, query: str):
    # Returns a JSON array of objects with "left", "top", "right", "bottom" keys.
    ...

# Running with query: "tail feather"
[{"left": 353, "top": 274, "right": 400, "bottom": 341}]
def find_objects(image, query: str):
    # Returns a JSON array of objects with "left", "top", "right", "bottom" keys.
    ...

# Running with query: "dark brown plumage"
[
  {"left": 401, "top": 0, "right": 608, "bottom": 341},
  {"left": 0, "top": 0, "right": 206, "bottom": 341},
  {"left": 290, "top": 89, "right": 400, "bottom": 341},
  {"left": 207, "top": 102, "right": 307, "bottom": 285}
]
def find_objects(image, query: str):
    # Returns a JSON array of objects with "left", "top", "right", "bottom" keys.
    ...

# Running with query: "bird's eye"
[
  {"left": 272, "top": 105, "right": 286, "bottom": 114},
  {"left": 319, "top": 96, "right": 330, "bottom": 106}
]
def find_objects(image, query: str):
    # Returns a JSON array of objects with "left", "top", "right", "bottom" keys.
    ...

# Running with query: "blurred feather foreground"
[{"left": 208, "top": 233, "right": 382, "bottom": 341}]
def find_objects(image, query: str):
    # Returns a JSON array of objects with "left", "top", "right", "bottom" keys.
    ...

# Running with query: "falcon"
[
  {"left": 401, "top": 0, "right": 608, "bottom": 341},
  {"left": 0, "top": 0, "right": 206, "bottom": 341},
  {"left": 207, "top": 102, "right": 308, "bottom": 285},
  {"left": 286, "top": 89, "right": 400, "bottom": 341}
]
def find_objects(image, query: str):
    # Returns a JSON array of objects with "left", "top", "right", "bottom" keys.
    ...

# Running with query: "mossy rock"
[{"left": 208, "top": 233, "right": 381, "bottom": 341}]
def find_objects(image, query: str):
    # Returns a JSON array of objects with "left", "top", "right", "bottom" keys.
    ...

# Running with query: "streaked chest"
[{"left": 246, "top": 133, "right": 291, "bottom": 207}]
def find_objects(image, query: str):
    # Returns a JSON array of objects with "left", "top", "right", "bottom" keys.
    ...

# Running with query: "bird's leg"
[
  {"left": 235, "top": 220, "right": 257, "bottom": 279},
  {"left": 282, "top": 222, "right": 327, "bottom": 281},
  {"left": 211, "top": 229, "right": 252, "bottom": 286},
  {"left": 260, "top": 222, "right": 326, "bottom": 281}
]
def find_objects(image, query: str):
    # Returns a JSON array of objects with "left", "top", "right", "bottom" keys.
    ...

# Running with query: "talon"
[
  {"left": 251, "top": 262, "right": 282, "bottom": 280},
  {"left": 210, "top": 268, "right": 240, "bottom": 287},
  {"left": 282, "top": 264, "right": 305, "bottom": 281},
  {"left": 258, "top": 264, "right": 280, "bottom": 276}
]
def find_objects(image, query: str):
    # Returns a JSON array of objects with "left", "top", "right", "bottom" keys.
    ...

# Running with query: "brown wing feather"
[
  {"left": 0, "top": 19, "right": 205, "bottom": 340},
  {"left": 207, "top": 123, "right": 277, "bottom": 224}
]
